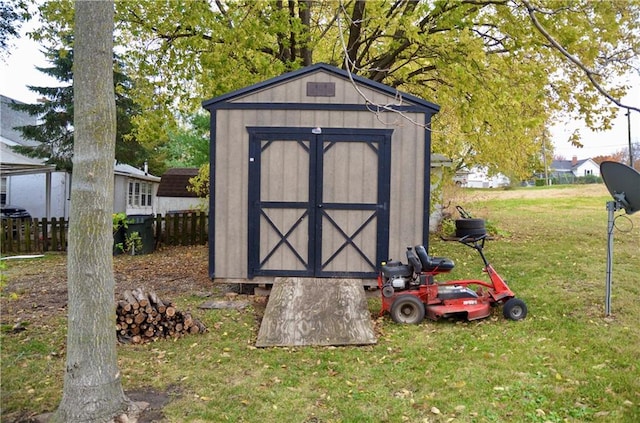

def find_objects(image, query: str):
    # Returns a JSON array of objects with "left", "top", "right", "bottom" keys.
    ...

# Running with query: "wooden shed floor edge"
[{"left": 255, "top": 278, "right": 377, "bottom": 347}]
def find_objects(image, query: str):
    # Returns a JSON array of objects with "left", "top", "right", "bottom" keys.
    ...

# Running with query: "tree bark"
[{"left": 51, "top": 1, "right": 132, "bottom": 421}]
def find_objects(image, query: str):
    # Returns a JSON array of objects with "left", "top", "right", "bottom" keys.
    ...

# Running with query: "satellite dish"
[
  {"left": 599, "top": 160, "right": 640, "bottom": 317},
  {"left": 600, "top": 161, "right": 640, "bottom": 215}
]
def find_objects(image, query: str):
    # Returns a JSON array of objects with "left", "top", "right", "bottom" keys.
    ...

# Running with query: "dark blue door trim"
[{"left": 247, "top": 127, "right": 392, "bottom": 279}]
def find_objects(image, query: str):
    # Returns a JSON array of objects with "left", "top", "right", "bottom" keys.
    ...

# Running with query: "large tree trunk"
[{"left": 52, "top": 1, "right": 131, "bottom": 421}]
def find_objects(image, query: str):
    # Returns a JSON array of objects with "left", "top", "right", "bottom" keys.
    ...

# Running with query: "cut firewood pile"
[{"left": 116, "top": 288, "right": 207, "bottom": 344}]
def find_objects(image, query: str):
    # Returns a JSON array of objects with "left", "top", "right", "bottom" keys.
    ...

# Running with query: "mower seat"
[
  {"left": 406, "top": 247, "right": 423, "bottom": 275},
  {"left": 414, "top": 245, "right": 455, "bottom": 272}
]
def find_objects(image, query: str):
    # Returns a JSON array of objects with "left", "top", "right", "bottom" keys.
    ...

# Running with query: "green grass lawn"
[{"left": 2, "top": 185, "right": 639, "bottom": 422}]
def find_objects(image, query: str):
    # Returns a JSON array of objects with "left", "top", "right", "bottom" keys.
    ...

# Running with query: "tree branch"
[
  {"left": 344, "top": 0, "right": 365, "bottom": 70},
  {"left": 522, "top": 0, "right": 640, "bottom": 113}
]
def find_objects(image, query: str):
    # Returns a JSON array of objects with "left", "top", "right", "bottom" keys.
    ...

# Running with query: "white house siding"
[
  {"left": 574, "top": 160, "right": 600, "bottom": 177},
  {"left": 5, "top": 171, "right": 70, "bottom": 219},
  {"left": 4, "top": 169, "right": 159, "bottom": 219},
  {"left": 113, "top": 174, "right": 128, "bottom": 214},
  {"left": 113, "top": 164, "right": 160, "bottom": 216},
  {"left": 463, "top": 167, "right": 510, "bottom": 188},
  {"left": 156, "top": 197, "right": 203, "bottom": 216}
]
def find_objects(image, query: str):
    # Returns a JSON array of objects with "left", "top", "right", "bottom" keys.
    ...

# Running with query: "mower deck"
[{"left": 426, "top": 301, "right": 491, "bottom": 321}]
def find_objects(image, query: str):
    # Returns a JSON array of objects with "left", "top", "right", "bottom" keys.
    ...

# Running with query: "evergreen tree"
[
  {"left": 10, "top": 40, "right": 74, "bottom": 170},
  {"left": 10, "top": 39, "right": 149, "bottom": 172}
]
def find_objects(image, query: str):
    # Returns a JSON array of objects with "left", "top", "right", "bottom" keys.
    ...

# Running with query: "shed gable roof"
[
  {"left": 157, "top": 168, "right": 201, "bottom": 197},
  {"left": 202, "top": 63, "right": 439, "bottom": 113}
]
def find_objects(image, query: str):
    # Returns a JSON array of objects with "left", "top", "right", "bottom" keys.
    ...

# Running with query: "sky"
[{"left": 1, "top": 21, "right": 639, "bottom": 161}]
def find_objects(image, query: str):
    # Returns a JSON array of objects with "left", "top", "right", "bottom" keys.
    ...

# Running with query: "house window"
[
  {"left": 1, "top": 177, "right": 6, "bottom": 206},
  {"left": 128, "top": 181, "right": 153, "bottom": 207},
  {"left": 585, "top": 169, "right": 592, "bottom": 176},
  {"left": 142, "top": 183, "right": 152, "bottom": 206}
]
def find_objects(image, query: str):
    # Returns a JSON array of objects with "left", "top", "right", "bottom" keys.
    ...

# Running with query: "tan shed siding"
[
  {"left": 260, "top": 139, "right": 309, "bottom": 203},
  {"left": 388, "top": 113, "right": 425, "bottom": 259},
  {"left": 260, "top": 209, "right": 308, "bottom": 271},
  {"left": 215, "top": 97, "right": 428, "bottom": 278},
  {"left": 320, "top": 138, "right": 379, "bottom": 273},
  {"left": 312, "top": 109, "right": 331, "bottom": 127},
  {"left": 322, "top": 141, "right": 377, "bottom": 204},
  {"left": 215, "top": 109, "right": 250, "bottom": 278},
  {"left": 321, "top": 209, "right": 376, "bottom": 273},
  {"left": 232, "top": 71, "right": 399, "bottom": 107}
]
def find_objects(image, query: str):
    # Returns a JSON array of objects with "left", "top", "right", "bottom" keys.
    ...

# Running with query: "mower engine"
[
  {"left": 380, "top": 259, "right": 416, "bottom": 294},
  {"left": 389, "top": 275, "right": 410, "bottom": 290}
]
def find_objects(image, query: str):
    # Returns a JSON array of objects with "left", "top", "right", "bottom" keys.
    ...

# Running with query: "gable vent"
[{"left": 306, "top": 82, "right": 335, "bottom": 97}]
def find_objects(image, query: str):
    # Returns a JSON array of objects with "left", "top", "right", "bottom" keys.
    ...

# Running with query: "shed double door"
[{"left": 248, "top": 127, "right": 392, "bottom": 278}]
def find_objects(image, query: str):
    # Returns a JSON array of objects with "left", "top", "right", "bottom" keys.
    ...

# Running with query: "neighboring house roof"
[
  {"left": 1, "top": 99, "right": 58, "bottom": 217},
  {"left": 0, "top": 140, "right": 56, "bottom": 176},
  {"left": 157, "top": 168, "right": 201, "bottom": 197},
  {"left": 551, "top": 159, "right": 590, "bottom": 173},
  {"left": 1, "top": 95, "right": 40, "bottom": 148},
  {"left": 114, "top": 162, "right": 160, "bottom": 182},
  {"left": 431, "top": 154, "right": 452, "bottom": 167},
  {"left": 1, "top": 95, "right": 56, "bottom": 176}
]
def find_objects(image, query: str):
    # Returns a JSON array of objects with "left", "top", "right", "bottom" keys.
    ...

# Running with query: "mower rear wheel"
[
  {"left": 503, "top": 298, "right": 527, "bottom": 321},
  {"left": 390, "top": 295, "right": 425, "bottom": 324},
  {"left": 455, "top": 218, "right": 485, "bottom": 229},
  {"left": 455, "top": 218, "right": 486, "bottom": 238}
]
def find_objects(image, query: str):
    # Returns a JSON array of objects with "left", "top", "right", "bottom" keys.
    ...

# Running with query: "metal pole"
[
  {"left": 605, "top": 201, "right": 615, "bottom": 316},
  {"left": 627, "top": 108, "right": 633, "bottom": 168},
  {"left": 542, "top": 136, "right": 549, "bottom": 185}
]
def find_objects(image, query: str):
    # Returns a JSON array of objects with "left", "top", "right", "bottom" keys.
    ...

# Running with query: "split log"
[
  {"left": 148, "top": 291, "right": 166, "bottom": 313},
  {"left": 134, "top": 312, "right": 147, "bottom": 325},
  {"left": 118, "top": 300, "right": 132, "bottom": 313},
  {"left": 122, "top": 290, "right": 139, "bottom": 309},
  {"left": 131, "top": 288, "right": 149, "bottom": 307},
  {"left": 190, "top": 319, "right": 207, "bottom": 334}
]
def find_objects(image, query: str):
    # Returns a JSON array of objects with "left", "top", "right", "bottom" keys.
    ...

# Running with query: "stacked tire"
[{"left": 455, "top": 218, "right": 486, "bottom": 238}]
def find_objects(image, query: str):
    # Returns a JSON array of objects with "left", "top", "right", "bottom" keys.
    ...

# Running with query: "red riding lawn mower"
[{"left": 378, "top": 234, "right": 527, "bottom": 324}]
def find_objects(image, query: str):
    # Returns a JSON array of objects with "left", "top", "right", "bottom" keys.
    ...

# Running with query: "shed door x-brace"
[{"left": 248, "top": 127, "right": 392, "bottom": 278}]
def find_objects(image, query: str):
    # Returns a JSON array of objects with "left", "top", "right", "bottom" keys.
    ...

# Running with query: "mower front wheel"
[
  {"left": 390, "top": 295, "right": 425, "bottom": 324},
  {"left": 503, "top": 298, "right": 527, "bottom": 321}
]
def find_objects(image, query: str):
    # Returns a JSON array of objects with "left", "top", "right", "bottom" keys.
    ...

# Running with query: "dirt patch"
[
  {"left": 127, "top": 386, "right": 180, "bottom": 423},
  {"left": 2, "top": 387, "right": 176, "bottom": 423},
  {"left": 1, "top": 245, "right": 219, "bottom": 327},
  {"left": 1, "top": 245, "right": 231, "bottom": 423}
]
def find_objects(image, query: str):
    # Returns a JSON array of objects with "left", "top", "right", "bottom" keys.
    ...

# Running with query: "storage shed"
[{"left": 202, "top": 63, "right": 439, "bottom": 283}]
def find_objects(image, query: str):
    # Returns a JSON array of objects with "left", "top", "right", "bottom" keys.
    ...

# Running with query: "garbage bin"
[
  {"left": 113, "top": 225, "right": 126, "bottom": 255},
  {"left": 125, "top": 214, "right": 155, "bottom": 254}
]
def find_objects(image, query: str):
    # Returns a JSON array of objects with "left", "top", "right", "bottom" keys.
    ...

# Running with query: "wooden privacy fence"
[{"left": 1, "top": 212, "right": 208, "bottom": 255}]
